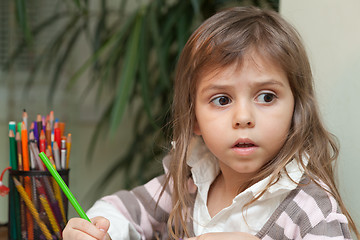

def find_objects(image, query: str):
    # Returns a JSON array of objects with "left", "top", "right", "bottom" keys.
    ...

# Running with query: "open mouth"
[
  {"left": 232, "top": 139, "right": 258, "bottom": 155},
  {"left": 232, "top": 138, "right": 258, "bottom": 148},
  {"left": 234, "top": 143, "right": 256, "bottom": 148}
]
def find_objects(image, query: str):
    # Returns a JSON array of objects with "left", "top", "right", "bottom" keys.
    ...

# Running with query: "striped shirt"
[
  {"left": 87, "top": 141, "right": 352, "bottom": 239},
  {"left": 256, "top": 177, "right": 352, "bottom": 240}
]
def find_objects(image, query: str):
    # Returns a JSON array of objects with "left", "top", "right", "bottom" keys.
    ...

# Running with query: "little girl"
[{"left": 63, "top": 6, "right": 359, "bottom": 240}]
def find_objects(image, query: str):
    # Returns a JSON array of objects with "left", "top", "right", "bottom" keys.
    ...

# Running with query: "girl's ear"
[{"left": 193, "top": 119, "right": 201, "bottom": 136}]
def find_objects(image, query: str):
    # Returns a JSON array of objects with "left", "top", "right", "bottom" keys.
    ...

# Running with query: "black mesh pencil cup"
[{"left": 8, "top": 169, "right": 69, "bottom": 240}]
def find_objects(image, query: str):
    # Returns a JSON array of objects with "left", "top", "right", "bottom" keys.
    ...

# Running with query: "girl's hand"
[
  {"left": 186, "top": 232, "right": 260, "bottom": 240},
  {"left": 63, "top": 216, "right": 111, "bottom": 240}
]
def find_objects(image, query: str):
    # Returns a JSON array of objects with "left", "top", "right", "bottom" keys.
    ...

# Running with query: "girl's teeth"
[{"left": 236, "top": 143, "right": 254, "bottom": 148}]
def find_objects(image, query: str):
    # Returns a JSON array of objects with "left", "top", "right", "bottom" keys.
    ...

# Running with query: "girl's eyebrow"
[
  {"left": 200, "top": 79, "right": 285, "bottom": 94},
  {"left": 199, "top": 84, "right": 232, "bottom": 95},
  {"left": 251, "top": 79, "right": 285, "bottom": 88}
]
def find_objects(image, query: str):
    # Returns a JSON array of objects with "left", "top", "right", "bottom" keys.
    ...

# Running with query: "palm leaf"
[
  {"left": 86, "top": 99, "right": 114, "bottom": 162},
  {"left": 43, "top": 14, "right": 81, "bottom": 73},
  {"left": 109, "top": 10, "right": 143, "bottom": 133},
  {"left": 14, "top": 0, "right": 32, "bottom": 43},
  {"left": 48, "top": 23, "right": 84, "bottom": 103},
  {"left": 3, "top": 12, "right": 70, "bottom": 71},
  {"left": 66, "top": 12, "right": 137, "bottom": 90}
]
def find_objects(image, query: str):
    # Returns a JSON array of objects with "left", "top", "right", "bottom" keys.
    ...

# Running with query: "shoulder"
[
  {"left": 257, "top": 177, "right": 352, "bottom": 239},
  {"left": 291, "top": 177, "right": 339, "bottom": 220}
]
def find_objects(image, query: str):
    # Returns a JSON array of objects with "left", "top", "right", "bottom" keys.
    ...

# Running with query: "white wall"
[{"left": 280, "top": 0, "right": 360, "bottom": 226}]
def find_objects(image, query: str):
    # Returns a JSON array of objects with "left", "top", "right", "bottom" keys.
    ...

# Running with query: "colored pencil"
[
  {"left": 49, "top": 111, "right": 54, "bottom": 130},
  {"left": 9, "top": 130, "right": 18, "bottom": 170},
  {"left": 42, "top": 116, "right": 46, "bottom": 132},
  {"left": 15, "top": 130, "right": 26, "bottom": 238},
  {"left": 12, "top": 177, "right": 52, "bottom": 240},
  {"left": 39, "top": 195, "right": 61, "bottom": 239},
  {"left": 59, "top": 122, "right": 65, "bottom": 139},
  {"left": 66, "top": 133, "right": 72, "bottom": 169},
  {"left": 53, "top": 142, "right": 61, "bottom": 170},
  {"left": 61, "top": 138, "right": 67, "bottom": 170},
  {"left": 22, "top": 110, "right": 28, "bottom": 131},
  {"left": 29, "top": 140, "right": 44, "bottom": 171},
  {"left": 51, "top": 178, "right": 66, "bottom": 226},
  {"left": 8, "top": 181, "right": 18, "bottom": 239},
  {"left": 21, "top": 122, "right": 34, "bottom": 239},
  {"left": 17, "top": 122, "right": 22, "bottom": 137},
  {"left": 29, "top": 131, "right": 37, "bottom": 170},
  {"left": 33, "top": 121, "right": 39, "bottom": 146},
  {"left": 36, "top": 115, "right": 42, "bottom": 145},
  {"left": 36, "top": 180, "right": 61, "bottom": 239},
  {"left": 39, "top": 130, "right": 46, "bottom": 154},
  {"left": 9, "top": 121, "right": 16, "bottom": 135},
  {"left": 15, "top": 132, "right": 23, "bottom": 171},
  {"left": 21, "top": 122, "right": 29, "bottom": 171},
  {"left": 54, "top": 122, "right": 61, "bottom": 150},
  {"left": 9, "top": 126, "right": 18, "bottom": 239},
  {"left": 45, "top": 122, "right": 51, "bottom": 147},
  {"left": 39, "top": 152, "right": 90, "bottom": 222},
  {"left": 37, "top": 170, "right": 64, "bottom": 229}
]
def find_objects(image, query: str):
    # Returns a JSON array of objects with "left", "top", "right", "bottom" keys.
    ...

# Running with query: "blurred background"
[{"left": 0, "top": 0, "right": 359, "bottom": 233}]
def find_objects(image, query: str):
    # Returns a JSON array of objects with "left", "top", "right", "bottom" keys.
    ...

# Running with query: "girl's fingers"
[
  {"left": 92, "top": 216, "right": 111, "bottom": 233},
  {"left": 63, "top": 217, "right": 109, "bottom": 240}
]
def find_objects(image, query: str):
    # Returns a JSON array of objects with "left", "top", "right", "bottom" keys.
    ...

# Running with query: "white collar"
[{"left": 187, "top": 136, "right": 306, "bottom": 200}]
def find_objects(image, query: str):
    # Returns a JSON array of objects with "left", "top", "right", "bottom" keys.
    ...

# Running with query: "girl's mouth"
[
  {"left": 234, "top": 143, "right": 256, "bottom": 148},
  {"left": 232, "top": 138, "right": 257, "bottom": 148},
  {"left": 232, "top": 139, "right": 258, "bottom": 156}
]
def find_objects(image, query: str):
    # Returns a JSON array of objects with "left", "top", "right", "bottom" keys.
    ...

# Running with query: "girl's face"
[{"left": 194, "top": 52, "right": 294, "bottom": 182}]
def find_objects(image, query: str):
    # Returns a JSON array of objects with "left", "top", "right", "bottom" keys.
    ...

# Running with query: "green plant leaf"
[
  {"left": 148, "top": 2, "right": 170, "bottom": 88},
  {"left": 15, "top": 0, "right": 32, "bottom": 43},
  {"left": 109, "top": 11, "right": 143, "bottom": 134},
  {"left": 48, "top": 23, "right": 84, "bottom": 103},
  {"left": 86, "top": 99, "right": 114, "bottom": 162},
  {"left": 71, "top": 0, "right": 82, "bottom": 9},
  {"left": 78, "top": 14, "right": 137, "bottom": 106},
  {"left": 138, "top": 10, "right": 159, "bottom": 129},
  {"left": 66, "top": 12, "right": 137, "bottom": 90},
  {"left": 3, "top": 12, "right": 69, "bottom": 71},
  {"left": 43, "top": 14, "right": 81, "bottom": 73},
  {"left": 191, "top": 0, "right": 201, "bottom": 14}
]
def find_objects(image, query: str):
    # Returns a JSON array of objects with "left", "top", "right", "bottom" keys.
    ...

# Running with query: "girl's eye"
[
  {"left": 256, "top": 93, "right": 277, "bottom": 103},
  {"left": 211, "top": 96, "right": 231, "bottom": 106}
]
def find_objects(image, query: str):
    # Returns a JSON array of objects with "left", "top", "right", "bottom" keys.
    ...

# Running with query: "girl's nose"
[{"left": 232, "top": 103, "right": 255, "bottom": 129}]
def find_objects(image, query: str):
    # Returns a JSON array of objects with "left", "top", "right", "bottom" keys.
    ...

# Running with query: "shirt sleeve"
[
  {"left": 257, "top": 178, "right": 353, "bottom": 240},
  {"left": 86, "top": 156, "right": 173, "bottom": 240},
  {"left": 87, "top": 199, "right": 141, "bottom": 240},
  {"left": 302, "top": 211, "right": 352, "bottom": 240}
]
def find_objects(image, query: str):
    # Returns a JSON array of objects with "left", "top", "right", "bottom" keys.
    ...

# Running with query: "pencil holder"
[{"left": 8, "top": 169, "right": 70, "bottom": 240}]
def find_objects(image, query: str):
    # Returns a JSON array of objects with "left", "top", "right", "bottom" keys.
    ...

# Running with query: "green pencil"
[
  {"left": 8, "top": 128, "right": 18, "bottom": 239},
  {"left": 38, "top": 152, "right": 91, "bottom": 222},
  {"left": 9, "top": 130, "right": 18, "bottom": 170}
]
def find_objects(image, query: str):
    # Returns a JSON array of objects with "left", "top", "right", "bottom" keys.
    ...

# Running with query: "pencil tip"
[
  {"left": 9, "top": 129, "right": 14, "bottom": 137},
  {"left": 29, "top": 131, "right": 34, "bottom": 140}
]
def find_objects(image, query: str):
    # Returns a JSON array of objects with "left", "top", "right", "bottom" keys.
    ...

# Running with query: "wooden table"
[{"left": 0, "top": 225, "right": 8, "bottom": 240}]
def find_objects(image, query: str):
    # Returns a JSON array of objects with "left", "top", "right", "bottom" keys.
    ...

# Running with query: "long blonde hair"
[{"left": 167, "top": 6, "right": 359, "bottom": 239}]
